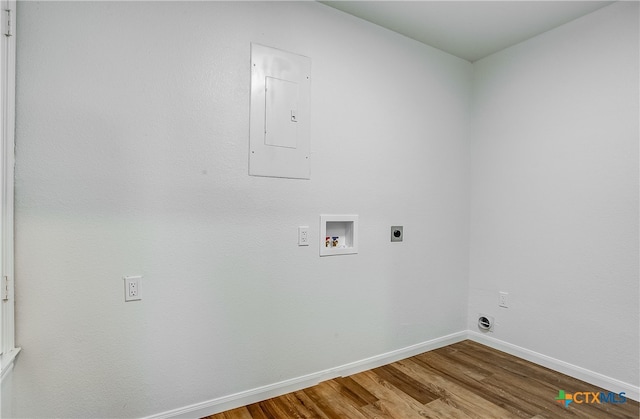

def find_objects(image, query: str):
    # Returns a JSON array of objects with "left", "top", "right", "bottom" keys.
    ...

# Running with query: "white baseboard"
[
  {"left": 145, "top": 330, "right": 639, "bottom": 418},
  {"left": 143, "top": 331, "right": 468, "bottom": 419},
  {"left": 467, "top": 331, "right": 640, "bottom": 402}
]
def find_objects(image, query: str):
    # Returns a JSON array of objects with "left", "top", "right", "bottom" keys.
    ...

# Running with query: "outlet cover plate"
[
  {"left": 124, "top": 275, "right": 142, "bottom": 302},
  {"left": 391, "top": 226, "right": 403, "bottom": 242},
  {"left": 298, "top": 226, "right": 310, "bottom": 246},
  {"left": 499, "top": 291, "right": 509, "bottom": 308}
]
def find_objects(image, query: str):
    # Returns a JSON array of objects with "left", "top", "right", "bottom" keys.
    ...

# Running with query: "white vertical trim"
[{"left": 0, "top": 0, "right": 17, "bottom": 375}]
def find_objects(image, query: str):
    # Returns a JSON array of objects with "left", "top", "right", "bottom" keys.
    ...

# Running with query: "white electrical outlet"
[
  {"left": 499, "top": 291, "right": 509, "bottom": 308},
  {"left": 124, "top": 276, "right": 142, "bottom": 302},
  {"left": 298, "top": 226, "right": 309, "bottom": 246}
]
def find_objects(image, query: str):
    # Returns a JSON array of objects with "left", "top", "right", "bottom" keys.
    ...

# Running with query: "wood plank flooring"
[{"left": 204, "top": 340, "right": 639, "bottom": 419}]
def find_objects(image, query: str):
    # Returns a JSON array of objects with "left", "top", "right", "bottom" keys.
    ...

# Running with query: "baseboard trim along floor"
[
  {"left": 143, "top": 330, "right": 639, "bottom": 419},
  {"left": 467, "top": 331, "right": 640, "bottom": 402}
]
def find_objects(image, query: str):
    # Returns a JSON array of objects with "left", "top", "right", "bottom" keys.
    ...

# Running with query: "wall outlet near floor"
[
  {"left": 124, "top": 276, "right": 142, "bottom": 302},
  {"left": 499, "top": 291, "right": 509, "bottom": 308}
]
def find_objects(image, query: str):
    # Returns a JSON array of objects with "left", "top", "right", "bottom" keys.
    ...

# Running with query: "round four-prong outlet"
[{"left": 390, "top": 226, "right": 403, "bottom": 242}]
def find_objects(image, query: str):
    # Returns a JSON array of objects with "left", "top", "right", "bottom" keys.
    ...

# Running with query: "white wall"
[
  {"left": 11, "top": 1, "right": 639, "bottom": 417},
  {"left": 469, "top": 0, "right": 639, "bottom": 390},
  {"left": 12, "top": 2, "right": 471, "bottom": 417}
]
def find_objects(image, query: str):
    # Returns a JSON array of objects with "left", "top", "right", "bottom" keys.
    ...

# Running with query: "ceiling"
[{"left": 320, "top": 1, "right": 615, "bottom": 62}]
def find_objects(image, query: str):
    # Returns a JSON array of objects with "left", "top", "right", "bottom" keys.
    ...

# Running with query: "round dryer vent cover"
[{"left": 478, "top": 315, "right": 494, "bottom": 331}]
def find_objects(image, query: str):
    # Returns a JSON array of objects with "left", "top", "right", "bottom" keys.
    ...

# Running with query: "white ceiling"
[{"left": 320, "top": 1, "right": 615, "bottom": 62}]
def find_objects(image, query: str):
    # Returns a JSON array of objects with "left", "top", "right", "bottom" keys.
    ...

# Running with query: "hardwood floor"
[{"left": 204, "top": 340, "right": 639, "bottom": 419}]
